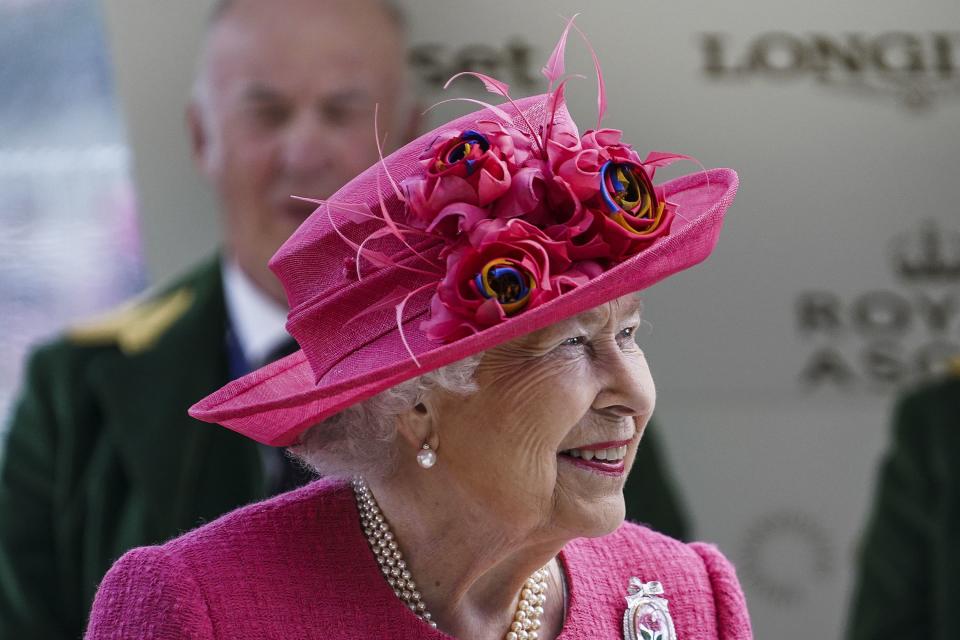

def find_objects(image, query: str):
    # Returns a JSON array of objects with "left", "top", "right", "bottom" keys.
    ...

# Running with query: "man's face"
[{"left": 190, "top": 0, "right": 410, "bottom": 302}]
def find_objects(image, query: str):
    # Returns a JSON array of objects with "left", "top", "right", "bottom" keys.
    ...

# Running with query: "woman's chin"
[{"left": 559, "top": 494, "right": 626, "bottom": 539}]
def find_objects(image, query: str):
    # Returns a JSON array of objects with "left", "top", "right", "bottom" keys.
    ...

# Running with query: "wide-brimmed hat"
[{"left": 189, "top": 21, "right": 739, "bottom": 446}]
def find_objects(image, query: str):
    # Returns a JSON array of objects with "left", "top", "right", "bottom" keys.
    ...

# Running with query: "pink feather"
[
  {"left": 374, "top": 170, "right": 439, "bottom": 272},
  {"left": 444, "top": 71, "right": 510, "bottom": 97},
  {"left": 570, "top": 21, "right": 607, "bottom": 129},
  {"left": 423, "top": 98, "right": 514, "bottom": 125},
  {"left": 301, "top": 197, "right": 432, "bottom": 234},
  {"left": 542, "top": 14, "right": 580, "bottom": 89},
  {"left": 292, "top": 196, "right": 374, "bottom": 225},
  {"left": 395, "top": 282, "right": 438, "bottom": 367},
  {"left": 642, "top": 152, "right": 710, "bottom": 190},
  {"left": 322, "top": 203, "right": 393, "bottom": 279},
  {"left": 356, "top": 226, "right": 442, "bottom": 279},
  {"left": 643, "top": 151, "right": 696, "bottom": 168},
  {"left": 323, "top": 203, "right": 439, "bottom": 280},
  {"left": 443, "top": 71, "right": 544, "bottom": 155},
  {"left": 543, "top": 77, "right": 577, "bottom": 149},
  {"left": 374, "top": 104, "right": 404, "bottom": 202},
  {"left": 289, "top": 195, "right": 324, "bottom": 206}
]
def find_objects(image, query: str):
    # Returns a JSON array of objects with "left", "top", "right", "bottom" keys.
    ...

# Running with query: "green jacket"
[
  {"left": 0, "top": 256, "right": 689, "bottom": 639},
  {"left": 846, "top": 372, "right": 960, "bottom": 639}
]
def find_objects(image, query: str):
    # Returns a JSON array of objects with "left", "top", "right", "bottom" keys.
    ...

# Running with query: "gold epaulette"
[{"left": 67, "top": 287, "right": 194, "bottom": 355}]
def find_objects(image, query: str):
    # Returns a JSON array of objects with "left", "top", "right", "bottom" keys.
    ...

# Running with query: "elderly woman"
[{"left": 86, "top": 23, "right": 749, "bottom": 640}]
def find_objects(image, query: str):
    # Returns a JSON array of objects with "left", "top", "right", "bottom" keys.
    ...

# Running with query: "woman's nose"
[{"left": 591, "top": 349, "right": 655, "bottom": 419}]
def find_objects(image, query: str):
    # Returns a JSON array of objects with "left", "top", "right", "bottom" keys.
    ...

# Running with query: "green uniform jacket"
[
  {"left": 846, "top": 373, "right": 960, "bottom": 639},
  {"left": 0, "top": 256, "right": 689, "bottom": 639}
]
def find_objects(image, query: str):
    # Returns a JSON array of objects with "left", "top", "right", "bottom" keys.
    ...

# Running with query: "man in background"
[
  {"left": 846, "top": 361, "right": 960, "bottom": 639},
  {"left": 0, "top": 1, "right": 689, "bottom": 637},
  {"left": 0, "top": 1, "right": 414, "bottom": 636}
]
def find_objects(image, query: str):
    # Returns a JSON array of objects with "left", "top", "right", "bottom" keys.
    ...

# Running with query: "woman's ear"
[{"left": 395, "top": 396, "right": 439, "bottom": 452}]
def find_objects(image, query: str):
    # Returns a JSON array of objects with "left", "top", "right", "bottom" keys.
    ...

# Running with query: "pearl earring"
[{"left": 416, "top": 443, "right": 437, "bottom": 469}]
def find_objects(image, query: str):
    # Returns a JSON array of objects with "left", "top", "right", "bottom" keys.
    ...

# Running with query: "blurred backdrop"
[
  {"left": 0, "top": 0, "right": 144, "bottom": 428},
  {"left": 1, "top": 0, "right": 958, "bottom": 638}
]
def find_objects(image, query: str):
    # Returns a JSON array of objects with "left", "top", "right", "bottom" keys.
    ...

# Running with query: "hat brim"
[{"left": 189, "top": 167, "right": 738, "bottom": 446}]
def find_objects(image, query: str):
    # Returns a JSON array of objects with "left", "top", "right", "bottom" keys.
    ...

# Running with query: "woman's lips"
[
  {"left": 557, "top": 438, "right": 631, "bottom": 476},
  {"left": 558, "top": 452, "right": 626, "bottom": 476}
]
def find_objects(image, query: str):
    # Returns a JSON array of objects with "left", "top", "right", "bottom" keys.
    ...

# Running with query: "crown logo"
[{"left": 890, "top": 219, "right": 960, "bottom": 282}]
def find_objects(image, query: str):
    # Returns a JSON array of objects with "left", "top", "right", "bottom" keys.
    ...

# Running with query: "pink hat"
[{"left": 189, "top": 20, "right": 739, "bottom": 446}]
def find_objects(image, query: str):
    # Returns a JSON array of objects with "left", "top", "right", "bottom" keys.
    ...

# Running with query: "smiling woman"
[{"left": 86, "top": 18, "right": 748, "bottom": 640}]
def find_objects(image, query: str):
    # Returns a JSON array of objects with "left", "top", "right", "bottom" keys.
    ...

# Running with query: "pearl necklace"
[{"left": 352, "top": 478, "right": 549, "bottom": 639}]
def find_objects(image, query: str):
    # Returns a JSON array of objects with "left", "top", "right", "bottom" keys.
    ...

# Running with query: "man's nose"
[{"left": 278, "top": 113, "right": 334, "bottom": 177}]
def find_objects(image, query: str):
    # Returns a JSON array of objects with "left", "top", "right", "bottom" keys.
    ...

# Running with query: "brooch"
[{"left": 623, "top": 578, "right": 677, "bottom": 640}]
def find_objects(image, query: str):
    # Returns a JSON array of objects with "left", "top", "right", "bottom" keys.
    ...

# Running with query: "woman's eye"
[
  {"left": 561, "top": 336, "right": 586, "bottom": 347},
  {"left": 619, "top": 326, "right": 635, "bottom": 340}
]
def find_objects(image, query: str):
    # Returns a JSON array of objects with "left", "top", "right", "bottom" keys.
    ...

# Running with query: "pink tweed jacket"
[{"left": 86, "top": 478, "right": 752, "bottom": 639}]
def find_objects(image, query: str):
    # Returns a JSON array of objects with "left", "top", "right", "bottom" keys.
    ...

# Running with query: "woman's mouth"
[{"left": 558, "top": 443, "right": 628, "bottom": 476}]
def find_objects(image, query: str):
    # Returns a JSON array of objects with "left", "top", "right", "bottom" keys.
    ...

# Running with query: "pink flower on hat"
[
  {"left": 420, "top": 219, "right": 572, "bottom": 341},
  {"left": 589, "top": 159, "right": 674, "bottom": 259},
  {"left": 545, "top": 128, "right": 673, "bottom": 262},
  {"left": 552, "top": 129, "right": 634, "bottom": 199},
  {"left": 402, "top": 121, "right": 536, "bottom": 236}
]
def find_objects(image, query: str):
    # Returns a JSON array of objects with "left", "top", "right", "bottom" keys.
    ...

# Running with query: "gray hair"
[{"left": 289, "top": 354, "right": 482, "bottom": 480}]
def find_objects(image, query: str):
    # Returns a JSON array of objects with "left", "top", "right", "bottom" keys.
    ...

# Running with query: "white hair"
[{"left": 289, "top": 354, "right": 482, "bottom": 480}]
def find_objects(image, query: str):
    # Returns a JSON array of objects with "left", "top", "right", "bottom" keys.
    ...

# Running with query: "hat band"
[{"left": 286, "top": 237, "right": 445, "bottom": 384}]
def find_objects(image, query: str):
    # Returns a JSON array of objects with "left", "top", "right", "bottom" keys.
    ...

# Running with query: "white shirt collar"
[{"left": 222, "top": 258, "right": 291, "bottom": 368}]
